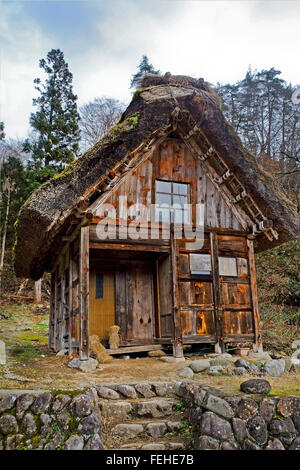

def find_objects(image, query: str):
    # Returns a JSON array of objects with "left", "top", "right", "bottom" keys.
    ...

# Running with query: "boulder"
[
  {"left": 68, "top": 357, "right": 98, "bottom": 373},
  {"left": 234, "top": 359, "right": 260, "bottom": 374},
  {"left": 232, "top": 418, "right": 247, "bottom": 443},
  {"left": 84, "top": 434, "right": 104, "bottom": 450},
  {"left": 266, "top": 438, "right": 285, "bottom": 450},
  {"left": 207, "top": 365, "right": 224, "bottom": 376},
  {"left": 277, "top": 397, "right": 300, "bottom": 417},
  {"left": 203, "top": 393, "right": 234, "bottom": 419},
  {"left": 196, "top": 435, "right": 220, "bottom": 450},
  {"left": 235, "top": 398, "right": 258, "bottom": 420},
  {"left": 247, "top": 351, "right": 272, "bottom": 361},
  {"left": 259, "top": 398, "right": 276, "bottom": 423},
  {"left": 71, "top": 394, "right": 94, "bottom": 417},
  {"left": 117, "top": 384, "right": 137, "bottom": 399},
  {"left": 97, "top": 385, "right": 120, "bottom": 400},
  {"left": 160, "top": 356, "right": 185, "bottom": 363},
  {"left": 0, "top": 415, "right": 18, "bottom": 435},
  {"left": 264, "top": 359, "right": 285, "bottom": 377},
  {"left": 135, "top": 383, "right": 156, "bottom": 398},
  {"left": 200, "top": 411, "right": 233, "bottom": 441},
  {"left": 63, "top": 434, "right": 84, "bottom": 450},
  {"left": 146, "top": 422, "right": 167, "bottom": 438},
  {"left": 190, "top": 359, "right": 210, "bottom": 372},
  {"left": 0, "top": 395, "right": 16, "bottom": 413},
  {"left": 269, "top": 417, "right": 297, "bottom": 445},
  {"left": 247, "top": 415, "right": 268, "bottom": 445},
  {"left": 240, "top": 379, "right": 271, "bottom": 395},
  {"left": 112, "top": 423, "right": 144, "bottom": 438},
  {"left": 178, "top": 367, "right": 194, "bottom": 378}
]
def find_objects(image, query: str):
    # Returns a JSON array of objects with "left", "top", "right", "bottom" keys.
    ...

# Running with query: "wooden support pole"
[
  {"left": 53, "top": 267, "right": 58, "bottom": 352},
  {"left": 170, "top": 226, "right": 183, "bottom": 358},
  {"left": 79, "top": 226, "right": 90, "bottom": 360},
  {"left": 49, "top": 272, "right": 55, "bottom": 350},
  {"left": 34, "top": 279, "right": 42, "bottom": 304},
  {"left": 247, "top": 238, "right": 263, "bottom": 352},
  {"left": 68, "top": 243, "right": 74, "bottom": 356},
  {"left": 210, "top": 232, "right": 225, "bottom": 353}
]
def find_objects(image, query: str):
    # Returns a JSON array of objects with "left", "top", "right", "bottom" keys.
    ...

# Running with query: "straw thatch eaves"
[{"left": 15, "top": 74, "right": 299, "bottom": 280}]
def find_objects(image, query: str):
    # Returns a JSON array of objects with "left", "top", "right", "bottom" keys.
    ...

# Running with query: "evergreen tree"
[
  {"left": 130, "top": 55, "right": 160, "bottom": 89},
  {"left": 24, "top": 49, "right": 80, "bottom": 178},
  {"left": 0, "top": 122, "right": 5, "bottom": 141}
]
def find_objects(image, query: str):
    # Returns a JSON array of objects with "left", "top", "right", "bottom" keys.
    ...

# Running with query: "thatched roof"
[{"left": 15, "top": 73, "right": 299, "bottom": 280}]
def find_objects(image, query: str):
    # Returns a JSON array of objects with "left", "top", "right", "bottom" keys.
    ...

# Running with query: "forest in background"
[{"left": 0, "top": 53, "right": 299, "bottom": 351}]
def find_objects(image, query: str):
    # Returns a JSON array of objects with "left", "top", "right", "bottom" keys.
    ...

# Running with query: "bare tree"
[{"left": 79, "top": 97, "right": 125, "bottom": 151}]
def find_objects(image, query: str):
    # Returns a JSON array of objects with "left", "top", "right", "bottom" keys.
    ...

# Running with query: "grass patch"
[{"left": 10, "top": 344, "right": 39, "bottom": 359}]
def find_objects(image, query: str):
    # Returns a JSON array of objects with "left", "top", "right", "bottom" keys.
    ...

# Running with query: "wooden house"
[{"left": 15, "top": 74, "right": 299, "bottom": 359}]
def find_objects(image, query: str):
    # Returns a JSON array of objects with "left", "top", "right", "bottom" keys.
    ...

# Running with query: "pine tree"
[
  {"left": 24, "top": 49, "right": 80, "bottom": 177},
  {"left": 130, "top": 55, "right": 160, "bottom": 89}
]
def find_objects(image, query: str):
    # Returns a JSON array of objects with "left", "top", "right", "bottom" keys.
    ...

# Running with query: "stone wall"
[
  {"left": 0, "top": 388, "right": 102, "bottom": 450},
  {"left": 176, "top": 382, "right": 300, "bottom": 450}
]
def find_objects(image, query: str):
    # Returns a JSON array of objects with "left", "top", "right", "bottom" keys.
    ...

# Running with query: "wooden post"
[
  {"left": 210, "top": 232, "right": 225, "bottom": 353},
  {"left": 49, "top": 272, "right": 55, "bottom": 350},
  {"left": 170, "top": 226, "right": 183, "bottom": 358},
  {"left": 53, "top": 266, "right": 58, "bottom": 352},
  {"left": 34, "top": 279, "right": 42, "bottom": 304},
  {"left": 79, "top": 226, "right": 89, "bottom": 360},
  {"left": 247, "top": 237, "right": 263, "bottom": 352},
  {"left": 68, "top": 243, "right": 74, "bottom": 356}
]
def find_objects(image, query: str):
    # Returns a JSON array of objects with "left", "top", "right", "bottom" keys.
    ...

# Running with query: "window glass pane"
[
  {"left": 190, "top": 254, "right": 211, "bottom": 275},
  {"left": 156, "top": 207, "right": 170, "bottom": 222},
  {"left": 219, "top": 257, "right": 237, "bottom": 276},
  {"left": 96, "top": 274, "right": 103, "bottom": 299},
  {"left": 156, "top": 192, "right": 171, "bottom": 205},
  {"left": 173, "top": 194, "right": 188, "bottom": 208},
  {"left": 173, "top": 182, "right": 188, "bottom": 195},
  {"left": 174, "top": 209, "right": 184, "bottom": 223},
  {"left": 156, "top": 180, "right": 171, "bottom": 193}
]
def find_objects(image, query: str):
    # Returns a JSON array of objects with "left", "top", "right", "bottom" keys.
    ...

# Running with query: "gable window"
[
  {"left": 155, "top": 180, "right": 190, "bottom": 223},
  {"left": 190, "top": 254, "right": 211, "bottom": 275},
  {"left": 218, "top": 257, "right": 237, "bottom": 277}
]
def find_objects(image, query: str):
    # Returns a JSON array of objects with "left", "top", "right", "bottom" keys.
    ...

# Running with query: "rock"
[
  {"left": 44, "top": 432, "right": 62, "bottom": 450},
  {"left": 0, "top": 414, "right": 18, "bottom": 434},
  {"left": 148, "top": 350, "right": 166, "bottom": 357},
  {"left": 190, "top": 359, "right": 210, "bottom": 372},
  {"left": 71, "top": 394, "right": 94, "bottom": 417},
  {"left": 219, "top": 353, "right": 232, "bottom": 359},
  {"left": 0, "top": 340, "right": 6, "bottom": 365},
  {"left": 266, "top": 438, "right": 285, "bottom": 450},
  {"left": 135, "top": 383, "right": 156, "bottom": 398},
  {"left": 22, "top": 413, "right": 37, "bottom": 436},
  {"left": 56, "top": 411, "right": 71, "bottom": 431},
  {"left": 169, "top": 442, "right": 185, "bottom": 450},
  {"left": 117, "top": 384, "right": 137, "bottom": 399},
  {"left": 84, "top": 434, "right": 104, "bottom": 450},
  {"left": 247, "top": 415, "right": 268, "bottom": 445},
  {"left": 146, "top": 422, "right": 167, "bottom": 437},
  {"left": 154, "top": 383, "right": 170, "bottom": 396},
  {"left": 289, "top": 437, "right": 300, "bottom": 450},
  {"left": 39, "top": 413, "right": 52, "bottom": 436},
  {"left": 80, "top": 412, "right": 101, "bottom": 434},
  {"left": 0, "top": 395, "right": 16, "bottom": 413},
  {"left": 196, "top": 435, "right": 220, "bottom": 450},
  {"left": 209, "top": 358, "right": 232, "bottom": 367},
  {"left": 221, "top": 441, "right": 238, "bottom": 450},
  {"left": 137, "top": 399, "right": 173, "bottom": 418},
  {"left": 178, "top": 367, "right": 194, "bottom": 378},
  {"left": 269, "top": 417, "right": 297, "bottom": 445},
  {"left": 235, "top": 398, "right": 258, "bottom": 420},
  {"left": 112, "top": 423, "right": 144, "bottom": 438},
  {"left": 31, "top": 393, "right": 52, "bottom": 414},
  {"left": 277, "top": 397, "right": 300, "bottom": 417},
  {"left": 232, "top": 418, "right": 247, "bottom": 443},
  {"left": 203, "top": 393, "right": 234, "bottom": 419},
  {"left": 264, "top": 359, "right": 285, "bottom": 377},
  {"left": 200, "top": 411, "right": 233, "bottom": 441},
  {"left": 52, "top": 394, "right": 72, "bottom": 412},
  {"left": 160, "top": 356, "right": 185, "bottom": 363},
  {"left": 243, "top": 439, "right": 261, "bottom": 450},
  {"left": 247, "top": 351, "right": 272, "bottom": 361},
  {"left": 234, "top": 359, "right": 260, "bottom": 374},
  {"left": 16, "top": 393, "right": 35, "bottom": 418},
  {"left": 292, "top": 414, "right": 300, "bottom": 432},
  {"left": 56, "top": 349, "right": 68, "bottom": 356},
  {"left": 207, "top": 366, "right": 224, "bottom": 376},
  {"left": 167, "top": 421, "right": 183, "bottom": 432},
  {"left": 63, "top": 434, "right": 84, "bottom": 450},
  {"left": 259, "top": 398, "right": 276, "bottom": 423},
  {"left": 240, "top": 379, "right": 271, "bottom": 395},
  {"left": 68, "top": 357, "right": 98, "bottom": 373},
  {"left": 284, "top": 357, "right": 293, "bottom": 372},
  {"left": 234, "top": 367, "right": 247, "bottom": 376},
  {"left": 97, "top": 385, "right": 120, "bottom": 400},
  {"left": 141, "top": 443, "right": 165, "bottom": 450},
  {"left": 101, "top": 401, "right": 132, "bottom": 420}
]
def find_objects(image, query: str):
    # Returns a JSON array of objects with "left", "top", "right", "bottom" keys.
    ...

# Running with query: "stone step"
[
  {"left": 97, "top": 383, "right": 178, "bottom": 401},
  {"left": 100, "top": 398, "right": 181, "bottom": 421},
  {"left": 119, "top": 440, "right": 187, "bottom": 450}
]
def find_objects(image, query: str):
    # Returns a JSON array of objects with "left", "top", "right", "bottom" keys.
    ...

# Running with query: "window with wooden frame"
[
  {"left": 218, "top": 257, "right": 238, "bottom": 277},
  {"left": 189, "top": 253, "right": 212, "bottom": 275},
  {"left": 95, "top": 273, "right": 104, "bottom": 299},
  {"left": 155, "top": 180, "right": 190, "bottom": 223}
]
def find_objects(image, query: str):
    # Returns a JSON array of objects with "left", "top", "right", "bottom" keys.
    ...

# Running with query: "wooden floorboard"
[{"left": 106, "top": 344, "right": 164, "bottom": 355}]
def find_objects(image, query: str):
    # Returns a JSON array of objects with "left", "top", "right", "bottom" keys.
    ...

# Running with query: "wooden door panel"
[
  {"left": 158, "top": 255, "right": 173, "bottom": 337},
  {"left": 89, "top": 271, "right": 115, "bottom": 340}
]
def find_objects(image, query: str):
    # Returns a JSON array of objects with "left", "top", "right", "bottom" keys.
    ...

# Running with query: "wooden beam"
[
  {"left": 79, "top": 226, "right": 90, "bottom": 360},
  {"left": 210, "top": 232, "right": 224, "bottom": 353},
  {"left": 106, "top": 344, "right": 164, "bottom": 355},
  {"left": 247, "top": 238, "right": 263, "bottom": 352},
  {"left": 170, "top": 227, "right": 183, "bottom": 357}
]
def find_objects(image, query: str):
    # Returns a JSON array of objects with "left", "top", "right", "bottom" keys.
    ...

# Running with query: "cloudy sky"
[{"left": 1, "top": 0, "right": 299, "bottom": 139}]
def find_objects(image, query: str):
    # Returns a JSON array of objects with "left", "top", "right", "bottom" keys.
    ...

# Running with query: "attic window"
[
  {"left": 190, "top": 254, "right": 211, "bottom": 275},
  {"left": 155, "top": 180, "right": 190, "bottom": 223}
]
